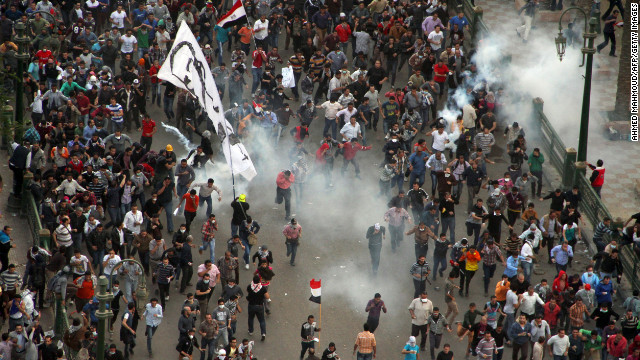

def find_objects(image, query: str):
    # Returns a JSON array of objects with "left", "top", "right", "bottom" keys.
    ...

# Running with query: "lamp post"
[
  {"left": 95, "top": 276, "right": 113, "bottom": 360},
  {"left": 13, "top": 21, "right": 30, "bottom": 141},
  {"left": 95, "top": 258, "right": 148, "bottom": 360},
  {"left": 555, "top": 8, "right": 598, "bottom": 163}
]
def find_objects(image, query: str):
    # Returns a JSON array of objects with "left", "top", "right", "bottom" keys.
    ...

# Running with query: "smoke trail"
[{"left": 161, "top": 122, "right": 197, "bottom": 152}]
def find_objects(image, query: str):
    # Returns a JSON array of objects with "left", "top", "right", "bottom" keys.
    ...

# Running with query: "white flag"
[
  {"left": 158, "top": 23, "right": 257, "bottom": 181},
  {"left": 281, "top": 66, "right": 296, "bottom": 88}
]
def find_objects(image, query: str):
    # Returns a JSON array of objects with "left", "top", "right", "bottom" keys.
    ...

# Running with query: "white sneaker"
[
  {"left": 165, "top": 296, "right": 169, "bottom": 301},
  {"left": 245, "top": 264, "right": 250, "bottom": 270}
]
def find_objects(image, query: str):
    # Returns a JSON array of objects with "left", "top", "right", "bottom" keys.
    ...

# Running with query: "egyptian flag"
[
  {"left": 217, "top": 0, "right": 247, "bottom": 28},
  {"left": 253, "top": 101, "right": 263, "bottom": 113},
  {"left": 309, "top": 279, "right": 321, "bottom": 304}
]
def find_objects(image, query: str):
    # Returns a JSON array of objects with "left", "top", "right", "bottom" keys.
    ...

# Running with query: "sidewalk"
[
  {"left": 476, "top": 0, "right": 637, "bottom": 219},
  {"left": 0, "top": 160, "right": 55, "bottom": 332}
]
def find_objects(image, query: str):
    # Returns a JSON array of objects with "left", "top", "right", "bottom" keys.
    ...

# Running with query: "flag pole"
[{"left": 318, "top": 302, "right": 322, "bottom": 345}]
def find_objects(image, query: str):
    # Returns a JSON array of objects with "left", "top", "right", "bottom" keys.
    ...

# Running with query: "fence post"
[
  {"left": 472, "top": 6, "right": 483, "bottom": 43},
  {"left": 574, "top": 161, "right": 587, "bottom": 185},
  {"left": 562, "top": 148, "right": 577, "bottom": 190},
  {"left": 39, "top": 229, "right": 51, "bottom": 250},
  {"left": 54, "top": 297, "right": 65, "bottom": 340}
]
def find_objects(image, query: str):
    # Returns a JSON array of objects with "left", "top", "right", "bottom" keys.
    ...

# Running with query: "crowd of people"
[{"left": 0, "top": 0, "right": 638, "bottom": 359}]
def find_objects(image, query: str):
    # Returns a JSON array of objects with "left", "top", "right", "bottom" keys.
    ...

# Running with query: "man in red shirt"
[
  {"left": 433, "top": 59, "right": 449, "bottom": 97},
  {"left": 73, "top": 272, "right": 95, "bottom": 313},
  {"left": 138, "top": 113, "right": 157, "bottom": 151},
  {"left": 35, "top": 45, "right": 52, "bottom": 68},
  {"left": 276, "top": 170, "right": 295, "bottom": 220},
  {"left": 251, "top": 45, "right": 267, "bottom": 93},
  {"left": 76, "top": 91, "right": 91, "bottom": 126},
  {"left": 342, "top": 138, "right": 371, "bottom": 179},
  {"left": 335, "top": 16, "right": 352, "bottom": 53},
  {"left": 149, "top": 59, "right": 162, "bottom": 106},
  {"left": 177, "top": 189, "right": 199, "bottom": 232}
]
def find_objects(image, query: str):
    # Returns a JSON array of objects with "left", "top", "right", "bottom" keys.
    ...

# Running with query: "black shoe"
[
  {"left": 261, "top": 334, "right": 266, "bottom": 341},
  {"left": 610, "top": 54, "right": 617, "bottom": 57},
  {"left": 597, "top": 47, "right": 601, "bottom": 54}
]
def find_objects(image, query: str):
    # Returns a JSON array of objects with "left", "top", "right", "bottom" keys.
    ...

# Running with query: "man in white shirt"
[
  {"left": 504, "top": 289, "right": 519, "bottom": 342},
  {"left": 110, "top": 5, "right": 128, "bottom": 30},
  {"left": 519, "top": 286, "right": 545, "bottom": 320},
  {"left": 427, "top": 25, "right": 445, "bottom": 58},
  {"left": 143, "top": 298, "right": 164, "bottom": 357},
  {"left": 70, "top": 249, "right": 94, "bottom": 278},
  {"left": 520, "top": 236, "right": 535, "bottom": 282},
  {"left": 426, "top": 123, "right": 449, "bottom": 152},
  {"left": 317, "top": 98, "right": 343, "bottom": 139},
  {"left": 189, "top": 178, "right": 222, "bottom": 218},
  {"left": 338, "top": 105, "right": 360, "bottom": 141},
  {"left": 119, "top": 28, "right": 138, "bottom": 55},
  {"left": 547, "top": 329, "right": 570, "bottom": 359},
  {"left": 253, "top": 14, "right": 269, "bottom": 50},
  {"left": 103, "top": 249, "right": 122, "bottom": 286},
  {"left": 124, "top": 204, "right": 144, "bottom": 235},
  {"left": 408, "top": 291, "right": 434, "bottom": 351}
]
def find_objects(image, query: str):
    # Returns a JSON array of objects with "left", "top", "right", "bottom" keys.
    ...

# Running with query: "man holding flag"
[
  {"left": 158, "top": 19, "right": 256, "bottom": 184},
  {"left": 300, "top": 315, "right": 321, "bottom": 360},
  {"left": 216, "top": 0, "right": 248, "bottom": 65}
]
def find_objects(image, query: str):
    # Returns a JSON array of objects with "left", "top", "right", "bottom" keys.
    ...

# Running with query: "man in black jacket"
[
  {"left": 176, "top": 329, "right": 202, "bottom": 359},
  {"left": 230, "top": 195, "right": 250, "bottom": 237},
  {"left": 8, "top": 141, "right": 30, "bottom": 197}
]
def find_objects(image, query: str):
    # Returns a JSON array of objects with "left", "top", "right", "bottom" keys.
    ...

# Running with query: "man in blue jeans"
[
  {"left": 154, "top": 176, "right": 176, "bottom": 233},
  {"left": 409, "top": 148, "right": 429, "bottom": 187},
  {"left": 143, "top": 297, "right": 163, "bottom": 358},
  {"left": 175, "top": 159, "right": 195, "bottom": 214},
  {"left": 190, "top": 178, "right": 223, "bottom": 218},
  {"left": 251, "top": 46, "right": 267, "bottom": 93}
]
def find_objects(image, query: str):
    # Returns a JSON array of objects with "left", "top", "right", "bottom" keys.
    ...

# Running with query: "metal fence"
[{"left": 529, "top": 99, "right": 640, "bottom": 290}]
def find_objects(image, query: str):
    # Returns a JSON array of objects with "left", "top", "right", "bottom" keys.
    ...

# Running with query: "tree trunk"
[{"left": 612, "top": 0, "right": 636, "bottom": 118}]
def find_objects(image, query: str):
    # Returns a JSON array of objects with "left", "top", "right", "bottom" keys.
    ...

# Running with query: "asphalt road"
[{"left": 91, "top": 35, "right": 601, "bottom": 360}]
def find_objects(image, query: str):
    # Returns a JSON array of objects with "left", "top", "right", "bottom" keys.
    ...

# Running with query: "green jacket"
[
  {"left": 580, "top": 329, "right": 603, "bottom": 350},
  {"left": 528, "top": 152, "right": 545, "bottom": 172}
]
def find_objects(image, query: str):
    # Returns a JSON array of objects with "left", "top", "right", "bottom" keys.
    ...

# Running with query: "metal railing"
[{"left": 529, "top": 99, "right": 640, "bottom": 290}]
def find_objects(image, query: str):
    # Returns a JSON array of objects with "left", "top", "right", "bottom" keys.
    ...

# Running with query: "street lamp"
[
  {"left": 95, "top": 259, "right": 148, "bottom": 360},
  {"left": 13, "top": 21, "right": 30, "bottom": 141},
  {"left": 555, "top": 8, "right": 598, "bottom": 163}
]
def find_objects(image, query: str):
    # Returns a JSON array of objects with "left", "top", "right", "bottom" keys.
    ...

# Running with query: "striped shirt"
[
  {"left": 155, "top": 263, "right": 175, "bottom": 284},
  {"left": 355, "top": 331, "right": 376, "bottom": 354},
  {"left": 107, "top": 103, "right": 124, "bottom": 123},
  {"left": 1, "top": 270, "right": 20, "bottom": 291},
  {"left": 476, "top": 338, "right": 496, "bottom": 359},
  {"left": 289, "top": 55, "right": 305, "bottom": 74},
  {"left": 593, "top": 221, "right": 616, "bottom": 241},
  {"left": 309, "top": 55, "right": 326, "bottom": 76},
  {"left": 474, "top": 133, "right": 495, "bottom": 153},
  {"left": 569, "top": 302, "right": 587, "bottom": 327},
  {"left": 55, "top": 224, "right": 73, "bottom": 247}
]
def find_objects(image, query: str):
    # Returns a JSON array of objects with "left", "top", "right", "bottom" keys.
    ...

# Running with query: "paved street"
[
  {"left": 476, "top": 0, "right": 638, "bottom": 219},
  {"left": 86, "top": 49, "right": 607, "bottom": 360}
]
